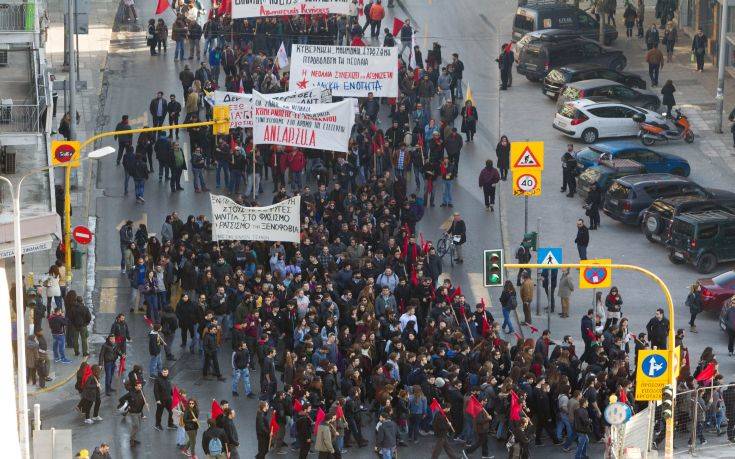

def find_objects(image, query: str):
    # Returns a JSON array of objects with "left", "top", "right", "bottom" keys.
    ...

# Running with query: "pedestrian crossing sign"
[
  {"left": 511, "top": 141, "right": 544, "bottom": 170},
  {"left": 537, "top": 247, "right": 562, "bottom": 266}
]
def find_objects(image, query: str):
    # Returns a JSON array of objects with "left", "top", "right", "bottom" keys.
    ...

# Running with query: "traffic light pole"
[{"left": 505, "top": 262, "right": 676, "bottom": 459}]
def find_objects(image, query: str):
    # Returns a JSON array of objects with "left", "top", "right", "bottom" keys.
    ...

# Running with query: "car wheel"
[
  {"left": 610, "top": 57, "right": 627, "bottom": 71},
  {"left": 696, "top": 253, "right": 718, "bottom": 274},
  {"left": 641, "top": 135, "right": 656, "bottom": 146},
  {"left": 644, "top": 230, "right": 657, "bottom": 243},
  {"left": 671, "top": 168, "right": 686, "bottom": 177},
  {"left": 685, "top": 131, "right": 695, "bottom": 143},
  {"left": 581, "top": 128, "right": 598, "bottom": 144},
  {"left": 668, "top": 251, "right": 685, "bottom": 264}
]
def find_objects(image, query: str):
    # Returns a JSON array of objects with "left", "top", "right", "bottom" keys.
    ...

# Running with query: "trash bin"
[{"left": 71, "top": 245, "right": 84, "bottom": 269}]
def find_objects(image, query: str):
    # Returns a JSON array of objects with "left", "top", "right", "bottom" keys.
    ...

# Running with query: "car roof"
[
  {"left": 518, "top": 3, "right": 579, "bottom": 13},
  {"left": 523, "top": 28, "right": 581, "bottom": 39},
  {"left": 588, "top": 141, "right": 682, "bottom": 160},
  {"left": 527, "top": 37, "right": 598, "bottom": 50},
  {"left": 657, "top": 195, "right": 714, "bottom": 207},
  {"left": 565, "top": 79, "right": 622, "bottom": 89},
  {"left": 676, "top": 210, "right": 735, "bottom": 224},
  {"left": 570, "top": 98, "right": 629, "bottom": 108},
  {"left": 597, "top": 159, "right": 644, "bottom": 170},
  {"left": 616, "top": 173, "right": 688, "bottom": 185}
]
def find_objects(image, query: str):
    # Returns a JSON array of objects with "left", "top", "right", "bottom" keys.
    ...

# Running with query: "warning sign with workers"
[
  {"left": 635, "top": 350, "right": 671, "bottom": 401},
  {"left": 510, "top": 141, "right": 544, "bottom": 170}
]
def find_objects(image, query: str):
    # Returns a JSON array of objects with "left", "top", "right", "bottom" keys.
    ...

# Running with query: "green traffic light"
[{"left": 490, "top": 274, "right": 500, "bottom": 283}]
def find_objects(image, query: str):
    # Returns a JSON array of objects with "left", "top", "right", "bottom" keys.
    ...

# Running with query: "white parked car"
[{"left": 553, "top": 98, "right": 666, "bottom": 144}]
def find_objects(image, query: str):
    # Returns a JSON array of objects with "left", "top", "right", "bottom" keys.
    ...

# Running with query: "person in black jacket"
[
  {"left": 149, "top": 91, "right": 168, "bottom": 127},
  {"left": 154, "top": 132, "right": 173, "bottom": 182},
  {"left": 202, "top": 417, "right": 228, "bottom": 457},
  {"left": 128, "top": 382, "right": 146, "bottom": 447},
  {"left": 646, "top": 308, "right": 670, "bottom": 350},
  {"left": 98, "top": 334, "right": 121, "bottom": 395},
  {"left": 68, "top": 296, "right": 91, "bottom": 357},
  {"left": 153, "top": 367, "right": 175, "bottom": 430},
  {"left": 131, "top": 153, "right": 149, "bottom": 203},
  {"left": 222, "top": 408, "right": 240, "bottom": 458},
  {"left": 431, "top": 403, "right": 459, "bottom": 459},
  {"left": 255, "top": 400, "right": 272, "bottom": 459},
  {"left": 166, "top": 94, "right": 182, "bottom": 139},
  {"left": 203, "top": 324, "right": 225, "bottom": 380},
  {"left": 80, "top": 364, "right": 102, "bottom": 424},
  {"left": 574, "top": 219, "right": 589, "bottom": 260},
  {"left": 113, "top": 115, "right": 133, "bottom": 165},
  {"left": 160, "top": 305, "right": 178, "bottom": 361},
  {"left": 585, "top": 184, "right": 602, "bottom": 230},
  {"left": 447, "top": 212, "right": 466, "bottom": 264}
]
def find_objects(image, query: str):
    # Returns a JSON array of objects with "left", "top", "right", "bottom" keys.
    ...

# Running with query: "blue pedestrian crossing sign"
[{"left": 537, "top": 247, "right": 562, "bottom": 266}]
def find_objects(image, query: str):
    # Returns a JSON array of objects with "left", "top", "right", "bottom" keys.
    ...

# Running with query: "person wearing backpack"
[{"left": 202, "top": 417, "right": 228, "bottom": 458}]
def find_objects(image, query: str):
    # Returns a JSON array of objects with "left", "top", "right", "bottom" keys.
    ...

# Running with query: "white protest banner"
[
  {"left": 232, "top": 0, "right": 352, "bottom": 19},
  {"left": 290, "top": 44, "right": 399, "bottom": 97},
  {"left": 210, "top": 194, "right": 301, "bottom": 243},
  {"left": 251, "top": 90, "right": 354, "bottom": 152},
  {"left": 213, "top": 87, "right": 332, "bottom": 128}
]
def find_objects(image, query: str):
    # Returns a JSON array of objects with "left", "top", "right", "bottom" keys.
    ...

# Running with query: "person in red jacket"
[
  {"left": 288, "top": 148, "right": 306, "bottom": 192},
  {"left": 478, "top": 159, "right": 500, "bottom": 211}
]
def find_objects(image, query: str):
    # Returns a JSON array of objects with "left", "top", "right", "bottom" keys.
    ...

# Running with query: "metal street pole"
[
  {"left": 715, "top": 1, "right": 729, "bottom": 134},
  {"left": 67, "top": 0, "right": 76, "bottom": 140},
  {"left": 535, "top": 217, "right": 541, "bottom": 316},
  {"left": 523, "top": 195, "right": 528, "bottom": 233}
]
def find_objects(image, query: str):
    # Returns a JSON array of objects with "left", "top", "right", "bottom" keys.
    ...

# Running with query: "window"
[
  {"left": 643, "top": 185, "right": 660, "bottom": 196},
  {"left": 672, "top": 220, "right": 695, "bottom": 237},
  {"left": 618, "top": 107, "right": 640, "bottom": 118},
  {"left": 550, "top": 46, "right": 582, "bottom": 62},
  {"left": 696, "top": 224, "right": 718, "bottom": 239},
  {"left": 608, "top": 182, "right": 631, "bottom": 199},
  {"left": 632, "top": 151, "right": 659, "bottom": 163},
  {"left": 557, "top": 104, "right": 578, "bottom": 118},
  {"left": 600, "top": 70, "right": 621, "bottom": 80},
  {"left": 612, "top": 86, "right": 636, "bottom": 99},
  {"left": 721, "top": 225, "right": 735, "bottom": 239},
  {"left": 514, "top": 14, "right": 535, "bottom": 32},
  {"left": 657, "top": 184, "right": 685, "bottom": 198},
  {"left": 578, "top": 12, "right": 594, "bottom": 28},
  {"left": 588, "top": 107, "right": 621, "bottom": 118},
  {"left": 581, "top": 43, "right": 601, "bottom": 57}
]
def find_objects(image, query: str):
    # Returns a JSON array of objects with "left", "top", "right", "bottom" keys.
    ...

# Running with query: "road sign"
[
  {"left": 512, "top": 169, "right": 542, "bottom": 197},
  {"left": 50, "top": 140, "right": 81, "bottom": 167},
  {"left": 72, "top": 226, "right": 93, "bottom": 245},
  {"left": 579, "top": 258, "right": 612, "bottom": 289},
  {"left": 635, "top": 350, "right": 671, "bottom": 401},
  {"left": 671, "top": 346, "right": 681, "bottom": 379},
  {"left": 213, "top": 105, "right": 231, "bottom": 135},
  {"left": 604, "top": 402, "right": 633, "bottom": 425},
  {"left": 510, "top": 141, "right": 544, "bottom": 170},
  {"left": 537, "top": 247, "right": 562, "bottom": 266}
]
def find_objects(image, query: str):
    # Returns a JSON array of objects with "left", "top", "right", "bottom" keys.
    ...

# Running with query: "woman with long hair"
[
  {"left": 45, "top": 265, "right": 63, "bottom": 316},
  {"left": 183, "top": 398, "right": 199, "bottom": 456},
  {"left": 495, "top": 135, "right": 510, "bottom": 180},
  {"left": 80, "top": 364, "right": 102, "bottom": 424}
]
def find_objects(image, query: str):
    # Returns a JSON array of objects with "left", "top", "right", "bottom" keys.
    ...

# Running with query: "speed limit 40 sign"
[{"left": 512, "top": 169, "right": 542, "bottom": 196}]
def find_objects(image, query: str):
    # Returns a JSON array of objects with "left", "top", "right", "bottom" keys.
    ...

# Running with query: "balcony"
[
  {"left": 0, "top": 2, "right": 37, "bottom": 33},
  {"left": 0, "top": 46, "right": 47, "bottom": 139}
]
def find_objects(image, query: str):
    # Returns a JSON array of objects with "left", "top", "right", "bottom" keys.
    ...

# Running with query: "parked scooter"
[{"left": 634, "top": 109, "right": 694, "bottom": 146}]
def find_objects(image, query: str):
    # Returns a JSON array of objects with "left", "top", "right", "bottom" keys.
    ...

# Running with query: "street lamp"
[{"left": 0, "top": 145, "right": 114, "bottom": 459}]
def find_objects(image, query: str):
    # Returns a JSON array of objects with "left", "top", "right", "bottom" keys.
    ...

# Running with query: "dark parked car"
[
  {"left": 602, "top": 174, "right": 735, "bottom": 225},
  {"left": 575, "top": 141, "right": 690, "bottom": 176},
  {"left": 512, "top": 4, "right": 617, "bottom": 44},
  {"left": 517, "top": 38, "right": 626, "bottom": 82},
  {"left": 542, "top": 63, "right": 646, "bottom": 98},
  {"left": 514, "top": 29, "right": 581, "bottom": 63},
  {"left": 697, "top": 270, "right": 735, "bottom": 312},
  {"left": 719, "top": 299, "right": 735, "bottom": 333},
  {"left": 667, "top": 210, "right": 735, "bottom": 273},
  {"left": 576, "top": 159, "right": 645, "bottom": 199},
  {"left": 556, "top": 80, "right": 660, "bottom": 111},
  {"left": 642, "top": 195, "right": 735, "bottom": 244}
]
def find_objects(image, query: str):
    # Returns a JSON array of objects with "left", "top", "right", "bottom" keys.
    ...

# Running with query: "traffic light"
[
  {"left": 212, "top": 105, "right": 231, "bottom": 135},
  {"left": 662, "top": 384, "right": 674, "bottom": 419},
  {"left": 483, "top": 249, "right": 504, "bottom": 287}
]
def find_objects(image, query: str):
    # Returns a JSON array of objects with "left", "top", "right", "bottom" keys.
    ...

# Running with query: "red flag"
[
  {"left": 293, "top": 398, "right": 303, "bottom": 413},
  {"left": 448, "top": 284, "right": 461, "bottom": 303},
  {"left": 392, "top": 17, "right": 405, "bottom": 37},
  {"left": 217, "top": 0, "right": 231, "bottom": 15},
  {"left": 335, "top": 405, "right": 345, "bottom": 419},
  {"left": 171, "top": 386, "right": 181, "bottom": 410},
  {"left": 117, "top": 354, "right": 126, "bottom": 377},
  {"left": 618, "top": 387, "right": 628, "bottom": 405},
  {"left": 81, "top": 364, "right": 93, "bottom": 385},
  {"left": 155, "top": 0, "right": 170, "bottom": 15},
  {"left": 417, "top": 132, "right": 425, "bottom": 152},
  {"left": 458, "top": 305, "right": 466, "bottom": 317},
  {"left": 211, "top": 399, "right": 224, "bottom": 419},
  {"left": 269, "top": 409, "right": 280, "bottom": 436},
  {"left": 524, "top": 323, "right": 539, "bottom": 334},
  {"left": 144, "top": 315, "right": 153, "bottom": 328},
  {"left": 313, "top": 407, "right": 326, "bottom": 435},
  {"left": 429, "top": 398, "right": 446, "bottom": 417},
  {"left": 514, "top": 331, "right": 523, "bottom": 341},
  {"left": 466, "top": 395, "right": 483, "bottom": 419},
  {"left": 481, "top": 314, "right": 491, "bottom": 337},
  {"left": 230, "top": 136, "right": 237, "bottom": 152},
  {"left": 510, "top": 390, "right": 522, "bottom": 421},
  {"left": 419, "top": 232, "right": 427, "bottom": 252},
  {"left": 695, "top": 362, "right": 717, "bottom": 382}
]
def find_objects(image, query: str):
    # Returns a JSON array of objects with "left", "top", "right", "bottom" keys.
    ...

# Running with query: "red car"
[{"left": 698, "top": 271, "right": 735, "bottom": 312}]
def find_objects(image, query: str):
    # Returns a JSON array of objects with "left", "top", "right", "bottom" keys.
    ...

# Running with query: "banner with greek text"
[
  {"left": 210, "top": 194, "right": 301, "bottom": 243},
  {"left": 213, "top": 87, "right": 332, "bottom": 128},
  {"left": 251, "top": 90, "right": 354, "bottom": 152},
  {"left": 232, "top": 0, "right": 353, "bottom": 19},
  {"left": 289, "top": 44, "right": 399, "bottom": 97}
]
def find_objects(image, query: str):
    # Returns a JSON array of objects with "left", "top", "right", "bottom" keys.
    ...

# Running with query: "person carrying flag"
[
  {"left": 463, "top": 395, "right": 491, "bottom": 458},
  {"left": 430, "top": 399, "right": 459, "bottom": 459}
]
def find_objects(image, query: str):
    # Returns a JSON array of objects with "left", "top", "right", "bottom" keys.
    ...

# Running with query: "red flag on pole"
[
  {"left": 144, "top": 315, "right": 154, "bottom": 328},
  {"left": 465, "top": 395, "right": 483, "bottom": 419},
  {"left": 335, "top": 405, "right": 345, "bottom": 419},
  {"left": 392, "top": 17, "right": 405, "bottom": 37},
  {"left": 293, "top": 398, "right": 303, "bottom": 413},
  {"left": 313, "top": 407, "right": 326, "bottom": 435},
  {"left": 269, "top": 409, "right": 280, "bottom": 436},
  {"left": 448, "top": 284, "right": 462, "bottom": 303},
  {"left": 481, "top": 313, "right": 491, "bottom": 337},
  {"left": 429, "top": 398, "right": 446, "bottom": 417},
  {"left": 171, "top": 386, "right": 181, "bottom": 410},
  {"left": 695, "top": 361, "right": 717, "bottom": 382},
  {"left": 510, "top": 390, "right": 522, "bottom": 421},
  {"left": 211, "top": 399, "right": 224, "bottom": 419},
  {"left": 155, "top": 0, "right": 170, "bottom": 15},
  {"left": 524, "top": 323, "right": 539, "bottom": 334},
  {"left": 514, "top": 331, "right": 523, "bottom": 341},
  {"left": 117, "top": 354, "right": 126, "bottom": 377},
  {"left": 617, "top": 387, "right": 628, "bottom": 405},
  {"left": 81, "top": 364, "right": 93, "bottom": 385},
  {"left": 217, "top": 0, "right": 231, "bottom": 15}
]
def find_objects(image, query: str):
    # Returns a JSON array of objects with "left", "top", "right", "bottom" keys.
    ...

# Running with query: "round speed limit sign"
[
  {"left": 512, "top": 169, "right": 542, "bottom": 196},
  {"left": 517, "top": 174, "right": 537, "bottom": 192}
]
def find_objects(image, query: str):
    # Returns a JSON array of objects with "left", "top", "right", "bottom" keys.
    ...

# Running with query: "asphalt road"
[{"left": 31, "top": 0, "right": 735, "bottom": 457}]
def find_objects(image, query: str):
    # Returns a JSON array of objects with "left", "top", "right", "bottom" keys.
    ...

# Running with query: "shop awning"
[{"left": 0, "top": 235, "right": 54, "bottom": 259}]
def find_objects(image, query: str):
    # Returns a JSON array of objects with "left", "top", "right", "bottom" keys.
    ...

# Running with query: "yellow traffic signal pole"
[
  {"left": 64, "top": 114, "right": 230, "bottom": 274},
  {"left": 505, "top": 262, "right": 676, "bottom": 458}
]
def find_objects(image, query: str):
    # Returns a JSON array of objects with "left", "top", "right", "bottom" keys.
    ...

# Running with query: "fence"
[
  {"left": 650, "top": 383, "right": 735, "bottom": 456},
  {"left": 0, "top": 104, "right": 40, "bottom": 133},
  {"left": 0, "top": 2, "right": 36, "bottom": 32}
]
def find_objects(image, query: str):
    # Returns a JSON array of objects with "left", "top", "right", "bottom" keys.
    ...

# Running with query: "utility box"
[{"left": 32, "top": 429, "right": 73, "bottom": 459}]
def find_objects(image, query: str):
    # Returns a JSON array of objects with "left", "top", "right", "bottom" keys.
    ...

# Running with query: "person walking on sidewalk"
[
  {"left": 80, "top": 364, "right": 102, "bottom": 424},
  {"left": 663, "top": 21, "right": 677, "bottom": 62},
  {"left": 575, "top": 219, "right": 590, "bottom": 260},
  {"left": 645, "top": 23, "right": 660, "bottom": 50},
  {"left": 645, "top": 44, "right": 664, "bottom": 87},
  {"left": 692, "top": 28, "right": 708, "bottom": 71},
  {"left": 128, "top": 381, "right": 146, "bottom": 448},
  {"left": 98, "top": 334, "right": 121, "bottom": 395},
  {"left": 661, "top": 80, "right": 676, "bottom": 118},
  {"left": 48, "top": 307, "right": 72, "bottom": 364},
  {"left": 153, "top": 367, "right": 176, "bottom": 431},
  {"left": 478, "top": 159, "right": 500, "bottom": 211},
  {"left": 623, "top": 3, "right": 637, "bottom": 38},
  {"left": 686, "top": 283, "right": 702, "bottom": 333}
]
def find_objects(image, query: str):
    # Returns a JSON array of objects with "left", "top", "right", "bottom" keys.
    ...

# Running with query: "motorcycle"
[{"left": 634, "top": 109, "right": 694, "bottom": 146}]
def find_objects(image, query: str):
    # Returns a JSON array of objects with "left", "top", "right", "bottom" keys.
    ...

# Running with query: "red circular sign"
[
  {"left": 54, "top": 143, "right": 76, "bottom": 163},
  {"left": 583, "top": 266, "right": 608, "bottom": 285},
  {"left": 72, "top": 226, "right": 93, "bottom": 245}
]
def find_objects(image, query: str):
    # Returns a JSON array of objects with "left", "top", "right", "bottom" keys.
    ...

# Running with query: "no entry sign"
[{"left": 72, "top": 225, "right": 93, "bottom": 245}]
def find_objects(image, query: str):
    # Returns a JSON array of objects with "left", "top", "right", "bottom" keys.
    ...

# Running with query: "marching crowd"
[{"left": 30, "top": 1, "right": 735, "bottom": 459}]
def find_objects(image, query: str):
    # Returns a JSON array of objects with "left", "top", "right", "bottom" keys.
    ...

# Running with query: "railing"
[
  {"left": 0, "top": 2, "right": 36, "bottom": 32},
  {"left": 0, "top": 104, "right": 40, "bottom": 133}
]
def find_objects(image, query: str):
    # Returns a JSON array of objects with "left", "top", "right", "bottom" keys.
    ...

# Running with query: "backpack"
[{"left": 208, "top": 436, "right": 223, "bottom": 455}]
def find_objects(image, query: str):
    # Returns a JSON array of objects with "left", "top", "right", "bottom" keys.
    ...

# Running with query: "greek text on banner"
[
  {"left": 213, "top": 87, "right": 332, "bottom": 128},
  {"left": 251, "top": 90, "right": 355, "bottom": 152},
  {"left": 289, "top": 44, "right": 399, "bottom": 97},
  {"left": 210, "top": 194, "right": 301, "bottom": 243},
  {"left": 232, "top": 0, "right": 353, "bottom": 19}
]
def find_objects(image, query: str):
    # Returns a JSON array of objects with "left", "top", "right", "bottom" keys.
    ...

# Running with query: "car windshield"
[
  {"left": 607, "top": 182, "right": 631, "bottom": 199},
  {"left": 713, "top": 270, "right": 735, "bottom": 286},
  {"left": 514, "top": 14, "right": 535, "bottom": 32},
  {"left": 577, "top": 146, "right": 604, "bottom": 161},
  {"left": 671, "top": 219, "right": 694, "bottom": 238}
]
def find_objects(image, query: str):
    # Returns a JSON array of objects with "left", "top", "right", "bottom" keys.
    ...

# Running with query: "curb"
[{"left": 29, "top": 355, "right": 88, "bottom": 396}]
